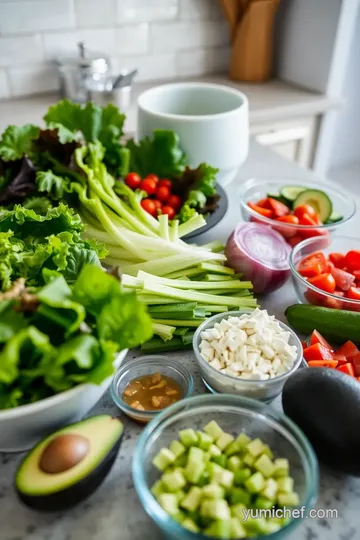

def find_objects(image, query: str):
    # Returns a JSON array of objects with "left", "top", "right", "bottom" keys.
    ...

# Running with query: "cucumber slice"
[
  {"left": 280, "top": 185, "right": 307, "bottom": 204},
  {"left": 326, "top": 211, "right": 343, "bottom": 224},
  {"left": 293, "top": 189, "right": 333, "bottom": 222}
]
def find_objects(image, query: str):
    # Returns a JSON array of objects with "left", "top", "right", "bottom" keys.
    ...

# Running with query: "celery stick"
[
  {"left": 141, "top": 337, "right": 192, "bottom": 353},
  {"left": 138, "top": 272, "right": 253, "bottom": 291},
  {"left": 159, "top": 214, "right": 170, "bottom": 241},
  {"left": 204, "top": 274, "right": 243, "bottom": 282},
  {"left": 174, "top": 328, "right": 189, "bottom": 336},
  {"left": 182, "top": 332, "right": 195, "bottom": 346},
  {"left": 147, "top": 303, "right": 206, "bottom": 319},
  {"left": 152, "top": 318, "right": 206, "bottom": 328},
  {"left": 169, "top": 220, "right": 179, "bottom": 242},
  {"left": 178, "top": 214, "right": 207, "bottom": 237},
  {"left": 137, "top": 295, "right": 182, "bottom": 305},
  {"left": 199, "top": 263, "right": 234, "bottom": 275},
  {"left": 122, "top": 252, "right": 226, "bottom": 277},
  {"left": 201, "top": 240, "right": 225, "bottom": 253},
  {"left": 121, "top": 275, "right": 143, "bottom": 289},
  {"left": 165, "top": 267, "right": 205, "bottom": 280},
  {"left": 201, "top": 305, "right": 230, "bottom": 313},
  {"left": 205, "top": 289, "right": 252, "bottom": 296},
  {"left": 152, "top": 323, "right": 176, "bottom": 341}
]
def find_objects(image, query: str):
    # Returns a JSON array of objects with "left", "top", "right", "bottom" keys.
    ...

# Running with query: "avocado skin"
[
  {"left": 16, "top": 434, "right": 122, "bottom": 512},
  {"left": 282, "top": 368, "right": 360, "bottom": 476}
]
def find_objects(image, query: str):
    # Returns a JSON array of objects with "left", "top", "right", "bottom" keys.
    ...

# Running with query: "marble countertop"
[
  {"left": 1, "top": 142, "right": 359, "bottom": 540},
  {"left": 0, "top": 75, "right": 340, "bottom": 137}
]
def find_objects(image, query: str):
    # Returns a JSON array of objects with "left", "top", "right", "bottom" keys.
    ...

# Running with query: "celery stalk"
[
  {"left": 199, "top": 263, "right": 235, "bottom": 275},
  {"left": 121, "top": 252, "right": 225, "bottom": 277},
  {"left": 152, "top": 322, "right": 176, "bottom": 342},
  {"left": 137, "top": 272, "right": 253, "bottom": 291},
  {"left": 204, "top": 274, "right": 243, "bottom": 282},
  {"left": 165, "top": 267, "right": 205, "bottom": 280},
  {"left": 151, "top": 318, "right": 206, "bottom": 327},
  {"left": 178, "top": 214, "right": 207, "bottom": 237},
  {"left": 141, "top": 337, "right": 192, "bottom": 353},
  {"left": 201, "top": 240, "right": 225, "bottom": 253},
  {"left": 159, "top": 214, "right": 170, "bottom": 241},
  {"left": 148, "top": 303, "right": 206, "bottom": 319}
]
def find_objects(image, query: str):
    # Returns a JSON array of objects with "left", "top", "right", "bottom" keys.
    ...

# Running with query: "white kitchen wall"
[{"left": 0, "top": 0, "right": 230, "bottom": 99}]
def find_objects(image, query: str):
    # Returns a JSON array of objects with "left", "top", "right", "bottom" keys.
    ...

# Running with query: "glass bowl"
[
  {"left": 192, "top": 311, "right": 303, "bottom": 402},
  {"left": 238, "top": 178, "right": 355, "bottom": 248},
  {"left": 290, "top": 235, "right": 360, "bottom": 311},
  {"left": 110, "top": 355, "right": 193, "bottom": 423},
  {"left": 132, "top": 394, "right": 319, "bottom": 540}
]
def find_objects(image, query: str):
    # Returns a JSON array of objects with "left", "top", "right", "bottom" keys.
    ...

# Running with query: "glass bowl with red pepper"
[
  {"left": 238, "top": 178, "right": 355, "bottom": 249},
  {"left": 290, "top": 235, "right": 360, "bottom": 311}
]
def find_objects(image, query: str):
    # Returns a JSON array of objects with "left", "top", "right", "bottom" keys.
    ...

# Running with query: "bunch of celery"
[{"left": 121, "top": 267, "right": 257, "bottom": 352}]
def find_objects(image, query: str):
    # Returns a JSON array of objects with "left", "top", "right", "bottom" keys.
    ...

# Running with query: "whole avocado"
[{"left": 282, "top": 368, "right": 360, "bottom": 476}]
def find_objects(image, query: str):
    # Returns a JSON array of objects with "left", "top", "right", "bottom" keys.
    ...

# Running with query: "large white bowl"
[{"left": 0, "top": 349, "right": 128, "bottom": 453}]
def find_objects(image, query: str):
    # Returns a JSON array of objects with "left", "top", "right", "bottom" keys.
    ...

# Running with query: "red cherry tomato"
[
  {"left": 141, "top": 198, "right": 156, "bottom": 216},
  {"left": 294, "top": 204, "right": 318, "bottom": 220},
  {"left": 267, "top": 198, "right": 290, "bottom": 217},
  {"left": 345, "top": 250, "right": 360, "bottom": 272},
  {"left": 144, "top": 174, "right": 159, "bottom": 184},
  {"left": 156, "top": 185, "right": 171, "bottom": 203},
  {"left": 330, "top": 267, "right": 355, "bottom": 291},
  {"left": 125, "top": 172, "right": 141, "bottom": 190},
  {"left": 140, "top": 177, "right": 157, "bottom": 196},
  {"left": 274, "top": 215, "right": 299, "bottom": 239},
  {"left": 275, "top": 215, "right": 299, "bottom": 225},
  {"left": 299, "top": 213, "right": 318, "bottom": 226},
  {"left": 329, "top": 252, "right": 346, "bottom": 268},
  {"left": 161, "top": 205, "right": 176, "bottom": 220},
  {"left": 167, "top": 194, "right": 182, "bottom": 211},
  {"left": 158, "top": 179, "right": 172, "bottom": 189},
  {"left": 347, "top": 287, "right": 360, "bottom": 301},
  {"left": 153, "top": 199, "right": 162, "bottom": 212},
  {"left": 298, "top": 251, "right": 327, "bottom": 278},
  {"left": 287, "top": 235, "right": 303, "bottom": 247},
  {"left": 308, "top": 272, "right": 336, "bottom": 294}
]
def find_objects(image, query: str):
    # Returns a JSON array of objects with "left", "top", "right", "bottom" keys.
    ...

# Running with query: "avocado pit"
[{"left": 39, "top": 434, "right": 90, "bottom": 474}]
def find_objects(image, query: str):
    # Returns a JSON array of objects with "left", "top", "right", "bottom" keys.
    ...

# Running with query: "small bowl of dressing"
[{"left": 110, "top": 356, "right": 194, "bottom": 423}]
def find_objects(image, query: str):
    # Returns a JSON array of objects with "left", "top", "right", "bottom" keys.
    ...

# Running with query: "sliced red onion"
[{"left": 225, "top": 222, "right": 291, "bottom": 294}]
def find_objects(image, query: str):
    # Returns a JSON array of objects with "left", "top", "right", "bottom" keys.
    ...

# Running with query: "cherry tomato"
[
  {"left": 140, "top": 177, "right": 157, "bottom": 196},
  {"left": 345, "top": 250, "right": 360, "bottom": 272},
  {"left": 267, "top": 198, "right": 290, "bottom": 217},
  {"left": 255, "top": 198, "right": 271, "bottom": 209},
  {"left": 298, "top": 251, "right": 327, "bottom": 278},
  {"left": 294, "top": 204, "right": 318, "bottom": 220},
  {"left": 141, "top": 198, "right": 156, "bottom": 216},
  {"left": 299, "top": 213, "right": 318, "bottom": 226},
  {"left": 287, "top": 235, "right": 303, "bottom": 247},
  {"left": 156, "top": 185, "right": 171, "bottom": 203},
  {"left": 275, "top": 215, "right": 299, "bottom": 224},
  {"left": 353, "top": 270, "right": 360, "bottom": 280},
  {"left": 308, "top": 272, "right": 336, "bottom": 294},
  {"left": 153, "top": 199, "right": 162, "bottom": 213},
  {"left": 161, "top": 205, "right": 176, "bottom": 220},
  {"left": 125, "top": 172, "right": 141, "bottom": 190},
  {"left": 329, "top": 252, "right": 346, "bottom": 268},
  {"left": 273, "top": 214, "right": 299, "bottom": 238},
  {"left": 248, "top": 201, "right": 273, "bottom": 218},
  {"left": 144, "top": 174, "right": 159, "bottom": 184},
  {"left": 327, "top": 261, "right": 334, "bottom": 272},
  {"left": 330, "top": 267, "right": 355, "bottom": 291},
  {"left": 347, "top": 286, "right": 360, "bottom": 301},
  {"left": 158, "top": 179, "right": 172, "bottom": 189},
  {"left": 167, "top": 194, "right": 182, "bottom": 211}
]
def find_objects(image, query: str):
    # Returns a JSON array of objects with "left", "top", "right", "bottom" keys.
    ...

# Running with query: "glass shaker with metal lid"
[{"left": 55, "top": 42, "right": 110, "bottom": 103}]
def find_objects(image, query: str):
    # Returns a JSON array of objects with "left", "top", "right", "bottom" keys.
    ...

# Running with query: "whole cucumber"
[{"left": 285, "top": 304, "right": 360, "bottom": 344}]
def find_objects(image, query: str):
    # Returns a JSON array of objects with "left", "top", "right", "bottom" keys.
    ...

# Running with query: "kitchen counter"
[
  {"left": 1, "top": 141, "right": 359, "bottom": 540},
  {"left": 0, "top": 75, "right": 340, "bottom": 136}
]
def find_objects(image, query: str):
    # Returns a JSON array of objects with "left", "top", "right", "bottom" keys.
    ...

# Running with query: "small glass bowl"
[
  {"left": 132, "top": 394, "right": 319, "bottom": 540},
  {"left": 290, "top": 235, "right": 360, "bottom": 311},
  {"left": 193, "top": 311, "right": 303, "bottom": 402},
  {"left": 110, "top": 356, "right": 193, "bottom": 423},
  {"left": 238, "top": 177, "right": 355, "bottom": 247}
]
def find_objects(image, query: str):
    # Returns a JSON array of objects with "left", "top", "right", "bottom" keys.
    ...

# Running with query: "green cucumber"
[
  {"left": 280, "top": 185, "right": 307, "bottom": 205},
  {"left": 267, "top": 193, "right": 289, "bottom": 205},
  {"left": 293, "top": 188, "right": 332, "bottom": 222},
  {"left": 326, "top": 211, "right": 343, "bottom": 224},
  {"left": 285, "top": 304, "right": 360, "bottom": 344}
]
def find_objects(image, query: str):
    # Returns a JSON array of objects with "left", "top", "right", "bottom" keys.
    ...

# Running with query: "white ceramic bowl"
[
  {"left": 0, "top": 349, "right": 128, "bottom": 453},
  {"left": 137, "top": 82, "right": 249, "bottom": 187}
]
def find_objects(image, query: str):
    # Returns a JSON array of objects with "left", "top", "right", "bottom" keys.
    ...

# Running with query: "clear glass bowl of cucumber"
[
  {"left": 132, "top": 394, "right": 318, "bottom": 540},
  {"left": 238, "top": 178, "right": 355, "bottom": 249}
]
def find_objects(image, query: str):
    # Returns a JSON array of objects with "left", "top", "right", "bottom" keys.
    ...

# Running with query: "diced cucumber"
[
  {"left": 161, "top": 469, "right": 186, "bottom": 492},
  {"left": 280, "top": 185, "right": 307, "bottom": 204},
  {"left": 265, "top": 520, "right": 282, "bottom": 533},
  {"left": 262, "top": 444, "right": 274, "bottom": 459},
  {"left": 175, "top": 490, "right": 186, "bottom": 503},
  {"left": 253, "top": 496, "right": 274, "bottom": 510},
  {"left": 179, "top": 428, "right": 198, "bottom": 447},
  {"left": 245, "top": 471, "right": 265, "bottom": 494},
  {"left": 197, "top": 471, "right": 210, "bottom": 487},
  {"left": 211, "top": 454, "right": 228, "bottom": 468},
  {"left": 174, "top": 454, "right": 188, "bottom": 468},
  {"left": 151, "top": 479, "right": 163, "bottom": 499},
  {"left": 158, "top": 493, "right": 179, "bottom": 515},
  {"left": 152, "top": 448, "right": 176, "bottom": 471},
  {"left": 224, "top": 441, "right": 240, "bottom": 456},
  {"left": 273, "top": 458, "right": 289, "bottom": 478},
  {"left": 204, "top": 420, "right": 224, "bottom": 440},
  {"left": 188, "top": 446, "right": 205, "bottom": 464},
  {"left": 229, "top": 487, "right": 251, "bottom": 506},
  {"left": 173, "top": 511, "right": 186, "bottom": 524},
  {"left": 230, "top": 503, "right": 247, "bottom": 519},
  {"left": 243, "top": 452, "right": 256, "bottom": 467},
  {"left": 261, "top": 478, "right": 278, "bottom": 500},
  {"left": 230, "top": 517, "right": 247, "bottom": 539},
  {"left": 182, "top": 518, "right": 199, "bottom": 533},
  {"left": 276, "top": 476, "right": 294, "bottom": 493},
  {"left": 277, "top": 491, "right": 300, "bottom": 507},
  {"left": 326, "top": 210, "right": 343, "bottom": 224},
  {"left": 204, "top": 520, "right": 231, "bottom": 539},
  {"left": 228, "top": 455, "right": 243, "bottom": 472},
  {"left": 235, "top": 433, "right": 251, "bottom": 451},
  {"left": 208, "top": 444, "right": 222, "bottom": 457},
  {"left": 254, "top": 454, "right": 275, "bottom": 478},
  {"left": 185, "top": 460, "right": 205, "bottom": 484},
  {"left": 246, "top": 438, "right": 265, "bottom": 457},
  {"left": 169, "top": 440, "right": 186, "bottom": 459},
  {"left": 216, "top": 432, "right": 235, "bottom": 452},
  {"left": 200, "top": 499, "right": 231, "bottom": 520},
  {"left": 202, "top": 484, "right": 225, "bottom": 500},
  {"left": 243, "top": 516, "right": 270, "bottom": 535},
  {"left": 234, "top": 468, "right": 252, "bottom": 486},
  {"left": 180, "top": 486, "right": 202, "bottom": 511},
  {"left": 196, "top": 431, "right": 214, "bottom": 450},
  {"left": 293, "top": 188, "right": 332, "bottom": 222},
  {"left": 209, "top": 463, "right": 234, "bottom": 489}
]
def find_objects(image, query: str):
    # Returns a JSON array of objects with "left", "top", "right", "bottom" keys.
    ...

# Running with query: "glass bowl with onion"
[
  {"left": 192, "top": 310, "right": 303, "bottom": 402},
  {"left": 111, "top": 356, "right": 193, "bottom": 423}
]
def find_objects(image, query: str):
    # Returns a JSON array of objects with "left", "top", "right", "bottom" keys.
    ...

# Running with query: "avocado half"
[{"left": 15, "top": 415, "right": 124, "bottom": 512}]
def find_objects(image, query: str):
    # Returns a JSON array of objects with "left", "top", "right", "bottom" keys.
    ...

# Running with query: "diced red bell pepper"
[
  {"left": 267, "top": 198, "right": 290, "bottom": 217},
  {"left": 307, "top": 360, "right": 338, "bottom": 368},
  {"left": 335, "top": 340, "right": 359, "bottom": 360},
  {"left": 303, "top": 343, "right": 334, "bottom": 362},
  {"left": 248, "top": 201, "right": 273, "bottom": 218},
  {"left": 301, "top": 341, "right": 307, "bottom": 350},
  {"left": 336, "top": 363, "right": 355, "bottom": 377},
  {"left": 332, "top": 354, "right": 347, "bottom": 365},
  {"left": 310, "top": 330, "right": 333, "bottom": 350},
  {"left": 350, "top": 352, "right": 360, "bottom": 377}
]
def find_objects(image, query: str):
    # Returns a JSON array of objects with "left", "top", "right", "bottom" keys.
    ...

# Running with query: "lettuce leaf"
[{"left": 0, "top": 125, "right": 39, "bottom": 162}]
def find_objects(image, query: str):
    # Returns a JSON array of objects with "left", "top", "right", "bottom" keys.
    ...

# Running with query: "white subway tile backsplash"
[
  {"left": 0, "top": 1, "right": 75, "bottom": 35},
  {"left": 179, "top": 0, "right": 212, "bottom": 20},
  {"left": 0, "top": 35, "right": 44, "bottom": 68},
  {"left": 43, "top": 29, "right": 116, "bottom": 60},
  {"left": 117, "top": 0, "right": 178, "bottom": 23},
  {"left": 150, "top": 20, "right": 229, "bottom": 53},
  {"left": 75, "top": 0, "right": 116, "bottom": 28},
  {"left": 0, "top": 70, "right": 10, "bottom": 99},
  {"left": 8, "top": 65, "right": 59, "bottom": 97},
  {"left": 113, "top": 24, "right": 149, "bottom": 56},
  {"left": 177, "top": 46, "right": 229, "bottom": 77},
  {"left": 112, "top": 53, "right": 177, "bottom": 82}
]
